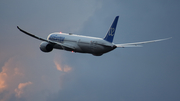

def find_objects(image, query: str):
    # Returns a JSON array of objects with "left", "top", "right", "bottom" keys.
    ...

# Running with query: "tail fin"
[{"left": 104, "top": 16, "right": 119, "bottom": 43}]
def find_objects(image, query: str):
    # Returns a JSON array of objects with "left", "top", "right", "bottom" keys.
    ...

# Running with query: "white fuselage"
[
  {"left": 47, "top": 33, "right": 116, "bottom": 56},
  {"left": 17, "top": 16, "right": 170, "bottom": 56}
]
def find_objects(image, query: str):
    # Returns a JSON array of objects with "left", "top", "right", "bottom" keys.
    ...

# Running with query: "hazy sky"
[{"left": 0, "top": 0, "right": 180, "bottom": 101}]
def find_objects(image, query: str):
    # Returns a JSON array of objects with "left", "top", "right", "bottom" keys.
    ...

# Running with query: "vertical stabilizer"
[{"left": 104, "top": 16, "right": 119, "bottom": 43}]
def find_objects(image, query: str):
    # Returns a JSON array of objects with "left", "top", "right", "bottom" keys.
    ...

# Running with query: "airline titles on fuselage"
[{"left": 49, "top": 34, "right": 65, "bottom": 43}]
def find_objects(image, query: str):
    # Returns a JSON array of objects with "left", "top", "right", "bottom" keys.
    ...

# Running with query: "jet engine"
[{"left": 40, "top": 42, "right": 53, "bottom": 52}]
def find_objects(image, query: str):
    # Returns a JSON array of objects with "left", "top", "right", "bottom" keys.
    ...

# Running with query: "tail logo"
[
  {"left": 108, "top": 28, "right": 115, "bottom": 36},
  {"left": 103, "top": 16, "right": 119, "bottom": 43}
]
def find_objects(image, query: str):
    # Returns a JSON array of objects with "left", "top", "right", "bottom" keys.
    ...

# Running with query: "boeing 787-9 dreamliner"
[{"left": 17, "top": 16, "right": 171, "bottom": 56}]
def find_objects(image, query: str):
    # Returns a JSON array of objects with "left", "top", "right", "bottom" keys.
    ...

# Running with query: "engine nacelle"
[{"left": 40, "top": 42, "right": 53, "bottom": 52}]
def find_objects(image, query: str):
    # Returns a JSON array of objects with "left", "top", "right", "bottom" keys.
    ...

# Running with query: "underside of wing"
[
  {"left": 17, "top": 26, "right": 49, "bottom": 42},
  {"left": 17, "top": 26, "right": 75, "bottom": 50},
  {"left": 115, "top": 37, "right": 172, "bottom": 48}
]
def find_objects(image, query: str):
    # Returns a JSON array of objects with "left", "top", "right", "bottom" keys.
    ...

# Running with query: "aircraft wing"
[
  {"left": 17, "top": 26, "right": 50, "bottom": 42},
  {"left": 115, "top": 37, "right": 171, "bottom": 48},
  {"left": 17, "top": 26, "right": 75, "bottom": 50}
]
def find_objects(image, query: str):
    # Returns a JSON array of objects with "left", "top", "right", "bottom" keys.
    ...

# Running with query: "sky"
[{"left": 0, "top": 0, "right": 180, "bottom": 101}]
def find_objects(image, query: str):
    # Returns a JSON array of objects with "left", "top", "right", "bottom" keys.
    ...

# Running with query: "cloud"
[
  {"left": 0, "top": 57, "right": 26, "bottom": 100},
  {"left": 0, "top": 75, "right": 6, "bottom": 92},
  {"left": 54, "top": 60, "right": 72, "bottom": 72},
  {"left": 14, "top": 81, "right": 32, "bottom": 98},
  {"left": 54, "top": 60, "right": 63, "bottom": 71},
  {"left": 63, "top": 65, "right": 72, "bottom": 72},
  {"left": 0, "top": 57, "right": 24, "bottom": 92},
  {"left": 0, "top": 55, "right": 74, "bottom": 101}
]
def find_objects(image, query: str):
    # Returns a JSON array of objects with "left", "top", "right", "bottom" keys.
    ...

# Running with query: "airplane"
[{"left": 17, "top": 16, "right": 171, "bottom": 56}]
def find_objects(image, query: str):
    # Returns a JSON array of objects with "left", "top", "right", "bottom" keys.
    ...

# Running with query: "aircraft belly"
[
  {"left": 92, "top": 45, "right": 104, "bottom": 53},
  {"left": 78, "top": 42, "right": 92, "bottom": 53},
  {"left": 53, "top": 44, "right": 63, "bottom": 50}
]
